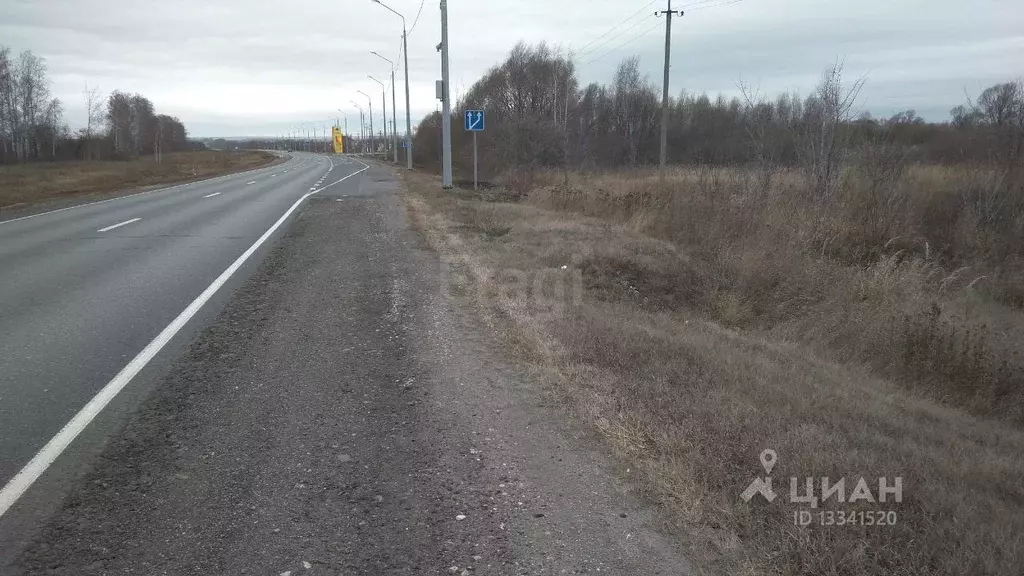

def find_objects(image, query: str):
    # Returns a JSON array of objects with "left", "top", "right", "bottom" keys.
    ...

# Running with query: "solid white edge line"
[
  {"left": 96, "top": 217, "right": 141, "bottom": 233},
  {"left": 0, "top": 155, "right": 364, "bottom": 520},
  {"left": 0, "top": 156, "right": 298, "bottom": 227}
]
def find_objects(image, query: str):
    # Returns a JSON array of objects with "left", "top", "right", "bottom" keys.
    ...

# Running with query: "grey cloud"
[{"left": 2, "top": 0, "right": 1021, "bottom": 136}]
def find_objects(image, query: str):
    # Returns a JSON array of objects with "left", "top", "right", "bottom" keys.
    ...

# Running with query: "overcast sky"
[{"left": 2, "top": 0, "right": 1022, "bottom": 137}]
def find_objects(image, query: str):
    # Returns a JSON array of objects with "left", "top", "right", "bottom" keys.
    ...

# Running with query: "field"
[
  {"left": 0, "top": 150, "right": 278, "bottom": 209},
  {"left": 402, "top": 163, "right": 1024, "bottom": 575}
]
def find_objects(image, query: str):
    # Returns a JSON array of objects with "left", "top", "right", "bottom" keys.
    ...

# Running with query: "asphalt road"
[{"left": 0, "top": 153, "right": 367, "bottom": 544}]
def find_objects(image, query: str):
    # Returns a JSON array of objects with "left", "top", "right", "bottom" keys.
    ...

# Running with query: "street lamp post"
[
  {"left": 369, "top": 75, "right": 388, "bottom": 159},
  {"left": 337, "top": 109, "right": 348, "bottom": 152},
  {"left": 371, "top": 51, "right": 399, "bottom": 164},
  {"left": 357, "top": 89, "right": 374, "bottom": 156},
  {"left": 371, "top": 0, "right": 412, "bottom": 169},
  {"left": 351, "top": 101, "right": 365, "bottom": 153}
]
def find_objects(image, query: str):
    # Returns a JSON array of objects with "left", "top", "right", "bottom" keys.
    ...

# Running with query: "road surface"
[
  {"left": 0, "top": 152, "right": 367, "bottom": 556},
  {"left": 0, "top": 158, "right": 689, "bottom": 574}
]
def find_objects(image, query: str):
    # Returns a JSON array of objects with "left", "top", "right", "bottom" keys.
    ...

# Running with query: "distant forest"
[
  {"left": 414, "top": 43, "right": 1023, "bottom": 176},
  {"left": 0, "top": 46, "right": 197, "bottom": 164}
]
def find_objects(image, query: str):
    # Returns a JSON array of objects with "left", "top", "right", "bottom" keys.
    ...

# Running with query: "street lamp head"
[
  {"left": 370, "top": 0, "right": 405, "bottom": 24},
  {"left": 371, "top": 51, "right": 394, "bottom": 67}
]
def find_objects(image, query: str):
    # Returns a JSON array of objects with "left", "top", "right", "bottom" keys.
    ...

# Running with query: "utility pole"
[
  {"left": 657, "top": 0, "right": 682, "bottom": 169},
  {"left": 440, "top": 0, "right": 453, "bottom": 188},
  {"left": 402, "top": 27, "right": 412, "bottom": 168}
]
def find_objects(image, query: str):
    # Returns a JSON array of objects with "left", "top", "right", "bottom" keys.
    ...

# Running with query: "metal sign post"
[{"left": 464, "top": 110, "right": 485, "bottom": 190}]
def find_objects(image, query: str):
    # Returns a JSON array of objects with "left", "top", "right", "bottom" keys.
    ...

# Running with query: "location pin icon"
[{"left": 760, "top": 449, "right": 777, "bottom": 474}]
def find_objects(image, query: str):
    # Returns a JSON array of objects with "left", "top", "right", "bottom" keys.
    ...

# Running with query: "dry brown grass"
[
  {"left": 525, "top": 165, "right": 1024, "bottom": 422},
  {"left": 401, "top": 167, "right": 1024, "bottom": 576},
  {"left": 0, "top": 150, "right": 278, "bottom": 209}
]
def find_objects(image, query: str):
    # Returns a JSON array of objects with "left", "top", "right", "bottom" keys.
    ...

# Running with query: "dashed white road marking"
[
  {"left": 0, "top": 156, "right": 366, "bottom": 521},
  {"left": 203, "top": 192, "right": 221, "bottom": 198},
  {"left": 96, "top": 218, "right": 141, "bottom": 233},
  {"left": 246, "top": 181, "right": 256, "bottom": 185},
  {"left": 270, "top": 174, "right": 277, "bottom": 177},
  {"left": 1, "top": 162, "right": 288, "bottom": 226}
]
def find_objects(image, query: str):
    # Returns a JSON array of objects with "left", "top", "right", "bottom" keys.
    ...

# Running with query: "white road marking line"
[
  {"left": 270, "top": 174, "right": 277, "bottom": 177},
  {"left": 0, "top": 156, "right": 362, "bottom": 521},
  {"left": 203, "top": 192, "right": 221, "bottom": 198},
  {"left": 96, "top": 218, "right": 141, "bottom": 233},
  {"left": 246, "top": 181, "right": 256, "bottom": 185}
]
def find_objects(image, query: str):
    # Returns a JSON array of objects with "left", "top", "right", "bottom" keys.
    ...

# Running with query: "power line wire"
[
  {"left": 581, "top": 0, "right": 749, "bottom": 66},
  {"left": 580, "top": 14, "right": 657, "bottom": 59},
  {"left": 678, "top": 0, "right": 725, "bottom": 8},
  {"left": 584, "top": 19, "right": 664, "bottom": 65},
  {"left": 684, "top": 0, "right": 746, "bottom": 11},
  {"left": 576, "top": 0, "right": 659, "bottom": 54},
  {"left": 407, "top": 0, "right": 427, "bottom": 36}
]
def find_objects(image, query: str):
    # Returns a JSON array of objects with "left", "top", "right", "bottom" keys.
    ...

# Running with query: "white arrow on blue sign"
[{"left": 464, "top": 110, "right": 485, "bottom": 132}]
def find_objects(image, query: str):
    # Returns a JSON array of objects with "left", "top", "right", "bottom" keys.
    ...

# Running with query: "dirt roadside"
[{"left": 9, "top": 163, "right": 690, "bottom": 575}]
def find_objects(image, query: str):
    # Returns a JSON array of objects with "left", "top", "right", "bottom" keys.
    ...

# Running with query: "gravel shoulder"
[{"left": 10, "top": 164, "right": 690, "bottom": 575}]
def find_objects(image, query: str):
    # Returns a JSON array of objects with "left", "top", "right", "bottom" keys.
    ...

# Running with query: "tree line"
[
  {"left": 414, "top": 43, "right": 1024, "bottom": 185},
  {"left": 0, "top": 46, "right": 192, "bottom": 164}
]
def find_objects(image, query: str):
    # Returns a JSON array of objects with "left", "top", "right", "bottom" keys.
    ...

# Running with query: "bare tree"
[
  {"left": 42, "top": 97, "right": 63, "bottom": 159},
  {"left": 0, "top": 44, "right": 190, "bottom": 164},
  {"left": 0, "top": 47, "right": 13, "bottom": 163},
  {"left": 799, "top": 61, "right": 866, "bottom": 202},
  {"left": 738, "top": 79, "right": 779, "bottom": 192},
  {"left": 82, "top": 83, "right": 103, "bottom": 160},
  {"left": 107, "top": 90, "right": 132, "bottom": 155},
  {"left": 16, "top": 50, "right": 51, "bottom": 160},
  {"left": 973, "top": 81, "right": 1024, "bottom": 171}
]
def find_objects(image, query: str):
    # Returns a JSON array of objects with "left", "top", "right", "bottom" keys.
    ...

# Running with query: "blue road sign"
[{"left": 464, "top": 110, "right": 485, "bottom": 132}]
